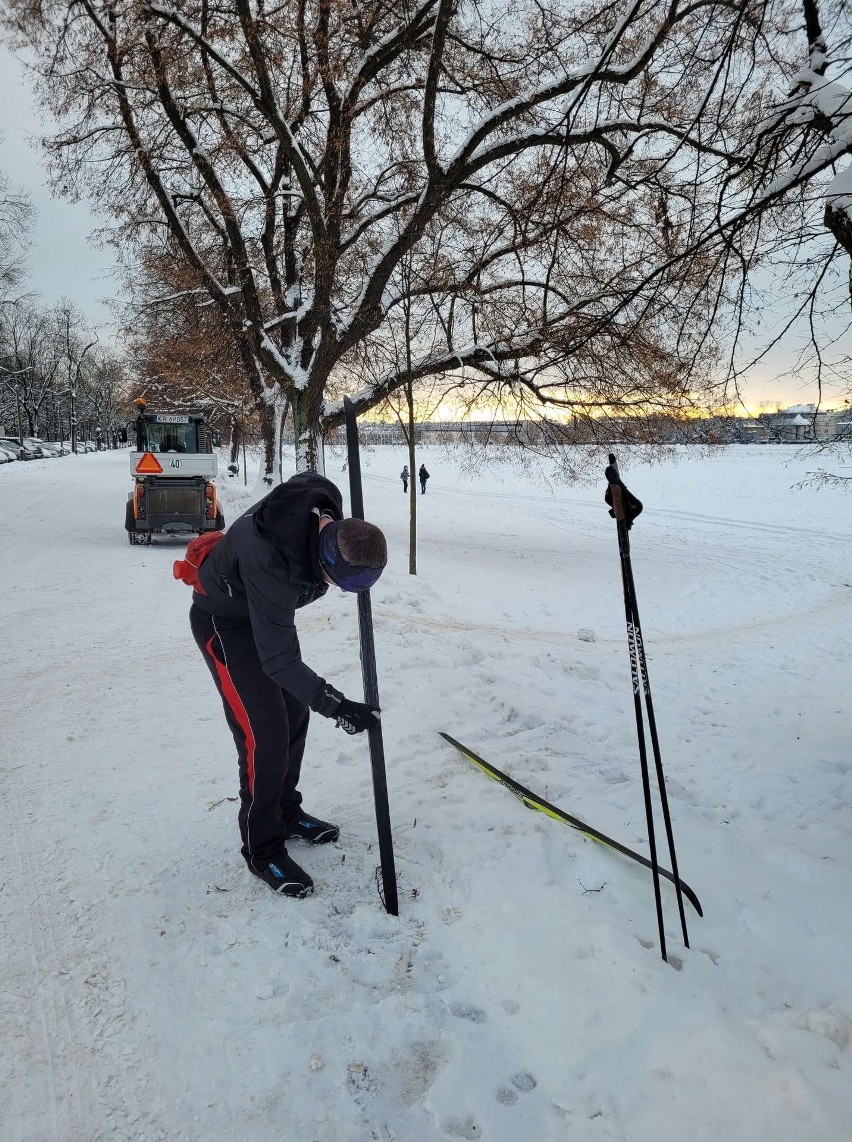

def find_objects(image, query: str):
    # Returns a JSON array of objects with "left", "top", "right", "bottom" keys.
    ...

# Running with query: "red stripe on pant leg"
[{"left": 205, "top": 634, "right": 257, "bottom": 794}]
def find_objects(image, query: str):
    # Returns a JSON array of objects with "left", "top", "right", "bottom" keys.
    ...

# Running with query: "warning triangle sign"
[{"left": 135, "top": 452, "right": 163, "bottom": 474}]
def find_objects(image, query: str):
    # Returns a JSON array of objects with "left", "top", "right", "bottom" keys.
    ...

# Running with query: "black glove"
[{"left": 334, "top": 698, "right": 381, "bottom": 735}]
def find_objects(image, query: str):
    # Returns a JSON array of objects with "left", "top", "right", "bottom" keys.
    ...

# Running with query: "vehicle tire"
[
  {"left": 214, "top": 509, "right": 225, "bottom": 531},
  {"left": 125, "top": 501, "right": 150, "bottom": 544}
]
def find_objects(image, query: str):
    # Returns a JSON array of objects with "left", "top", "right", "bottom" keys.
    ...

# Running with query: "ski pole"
[
  {"left": 607, "top": 456, "right": 690, "bottom": 951},
  {"left": 605, "top": 454, "right": 688, "bottom": 960},
  {"left": 608, "top": 464, "right": 667, "bottom": 961},
  {"left": 619, "top": 525, "right": 690, "bottom": 952},
  {"left": 343, "top": 397, "right": 399, "bottom": 916}
]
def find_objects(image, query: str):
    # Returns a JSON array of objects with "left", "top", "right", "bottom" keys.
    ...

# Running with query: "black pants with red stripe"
[{"left": 190, "top": 604, "right": 309, "bottom": 870}]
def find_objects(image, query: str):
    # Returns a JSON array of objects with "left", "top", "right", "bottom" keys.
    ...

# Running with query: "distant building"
[
  {"left": 321, "top": 405, "right": 851, "bottom": 447},
  {"left": 737, "top": 419, "right": 769, "bottom": 443},
  {"left": 755, "top": 405, "right": 851, "bottom": 443},
  {"left": 421, "top": 420, "right": 530, "bottom": 444},
  {"left": 832, "top": 409, "right": 852, "bottom": 440}
]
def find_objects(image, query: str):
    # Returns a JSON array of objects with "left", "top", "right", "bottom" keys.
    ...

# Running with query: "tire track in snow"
[
  {"left": 374, "top": 583, "right": 851, "bottom": 648},
  {"left": 1, "top": 781, "right": 87, "bottom": 1141},
  {"left": 0, "top": 767, "right": 165, "bottom": 1141}
]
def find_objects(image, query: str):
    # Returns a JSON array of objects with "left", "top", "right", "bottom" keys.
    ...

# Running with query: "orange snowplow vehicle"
[{"left": 125, "top": 405, "right": 224, "bottom": 545}]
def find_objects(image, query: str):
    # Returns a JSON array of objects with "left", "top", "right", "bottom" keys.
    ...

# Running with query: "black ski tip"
[{"left": 343, "top": 395, "right": 354, "bottom": 412}]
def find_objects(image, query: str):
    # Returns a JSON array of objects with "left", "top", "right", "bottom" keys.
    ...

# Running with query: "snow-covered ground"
[{"left": 1, "top": 443, "right": 851, "bottom": 1142}]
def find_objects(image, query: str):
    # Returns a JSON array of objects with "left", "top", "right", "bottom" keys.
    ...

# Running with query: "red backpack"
[{"left": 173, "top": 531, "right": 225, "bottom": 595}]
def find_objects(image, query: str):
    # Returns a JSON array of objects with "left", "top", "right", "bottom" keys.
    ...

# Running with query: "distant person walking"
[
  {"left": 419, "top": 464, "right": 430, "bottom": 495},
  {"left": 401, "top": 465, "right": 409, "bottom": 494}
]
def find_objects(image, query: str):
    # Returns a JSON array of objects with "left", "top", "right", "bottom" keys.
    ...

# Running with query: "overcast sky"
[
  {"left": 0, "top": 41, "right": 847, "bottom": 412},
  {"left": 0, "top": 44, "right": 119, "bottom": 336}
]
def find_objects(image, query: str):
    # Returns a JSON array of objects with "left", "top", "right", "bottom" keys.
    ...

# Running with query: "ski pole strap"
[{"left": 604, "top": 453, "right": 643, "bottom": 530}]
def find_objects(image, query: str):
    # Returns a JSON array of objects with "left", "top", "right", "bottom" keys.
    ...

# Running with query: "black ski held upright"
[
  {"left": 605, "top": 453, "right": 689, "bottom": 962},
  {"left": 343, "top": 397, "right": 399, "bottom": 917}
]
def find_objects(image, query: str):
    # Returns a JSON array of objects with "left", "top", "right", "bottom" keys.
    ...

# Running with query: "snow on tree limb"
[{"left": 4, "top": 0, "right": 850, "bottom": 475}]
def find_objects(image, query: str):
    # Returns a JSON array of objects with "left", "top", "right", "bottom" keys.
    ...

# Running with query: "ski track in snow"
[{"left": 1, "top": 445, "right": 851, "bottom": 1142}]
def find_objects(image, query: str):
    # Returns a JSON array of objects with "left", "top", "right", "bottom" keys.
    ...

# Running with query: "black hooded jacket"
[{"left": 193, "top": 472, "right": 343, "bottom": 709}]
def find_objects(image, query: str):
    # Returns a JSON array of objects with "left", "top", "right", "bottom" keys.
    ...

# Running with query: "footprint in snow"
[
  {"left": 346, "top": 1060, "right": 388, "bottom": 1132},
  {"left": 511, "top": 1071, "right": 537, "bottom": 1093},
  {"left": 494, "top": 1071, "right": 538, "bottom": 1105},
  {"left": 495, "top": 1086, "right": 518, "bottom": 1105},
  {"left": 450, "top": 1001, "right": 488, "bottom": 1023},
  {"left": 333, "top": 749, "right": 360, "bottom": 768},
  {"left": 347, "top": 1060, "right": 374, "bottom": 1095},
  {"left": 444, "top": 1114, "right": 482, "bottom": 1139}
]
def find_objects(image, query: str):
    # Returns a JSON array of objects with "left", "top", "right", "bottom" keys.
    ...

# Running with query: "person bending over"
[{"left": 189, "top": 472, "right": 386, "bottom": 898}]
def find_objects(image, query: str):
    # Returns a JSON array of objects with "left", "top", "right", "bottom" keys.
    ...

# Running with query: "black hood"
[
  {"left": 251, "top": 472, "right": 344, "bottom": 585},
  {"left": 192, "top": 470, "right": 347, "bottom": 709}
]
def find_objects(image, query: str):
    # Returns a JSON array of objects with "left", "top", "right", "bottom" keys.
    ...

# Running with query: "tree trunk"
[
  {"left": 407, "top": 383, "right": 417, "bottom": 576},
  {"left": 291, "top": 386, "right": 325, "bottom": 474},
  {"left": 273, "top": 392, "right": 289, "bottom": 482},
  {"left": 228, "top": 416, "right": 241, "bottom": 477},
  {"left": 259, "top": 399, "right": 276, "bottom": 484},
  {"left": 402, "top": 257, "right": 417, "bottom": 575}
]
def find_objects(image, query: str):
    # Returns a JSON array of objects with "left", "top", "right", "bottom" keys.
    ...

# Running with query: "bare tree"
[
  {"left": 372, "top": 251, "right": 453, "bottom": 574},
  {"left": 0, "top": 159, "right": 36, "bottom": 427},
  {"left": 77, "top": 348, "right": 126, "bottom": 446},
  {"left": 125, "top": 246, "right": 269, "bottom": 475},
  {"left": 0, "top": 295, "right": 129, "bottom": 445},
  {"left": 0, "top": 299, "right": 63, "bottom": 437},
  {"left": 0, "top": 160, "right": 33, "bottom": 301},
  {"left": 4, "top": 0, "right": 851, "bottom": 477}
]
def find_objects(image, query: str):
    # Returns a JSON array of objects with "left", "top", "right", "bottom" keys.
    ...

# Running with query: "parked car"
[
  {"left": 0, "top": 438, "right": 38, "bottom": 460},
  {"left": 23, "top": 437, "right": 62, "bottom": 458},
  {"left": 0, "top": 445, "right": 13, "bottom": 463}
]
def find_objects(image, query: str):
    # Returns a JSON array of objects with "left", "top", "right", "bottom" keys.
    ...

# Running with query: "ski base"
[
  {"left": 344, "top": 397, "right": 399, "bottom": 917},
  {"left": 439, "top": 732, "right": 702, "bottom": 918}
]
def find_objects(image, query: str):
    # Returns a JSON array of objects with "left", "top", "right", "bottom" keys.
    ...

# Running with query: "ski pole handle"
[
  {"left": 605, "top": 453, "right": 626, "bottom": 522},
  {"left": 604, "top": 452, "right": 643, "bottom": 530}
]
